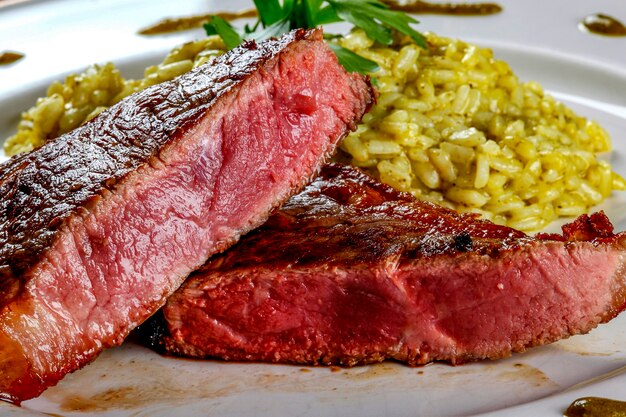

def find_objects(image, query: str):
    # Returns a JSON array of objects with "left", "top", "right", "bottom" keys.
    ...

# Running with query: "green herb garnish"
[
  {"left": 204, "top": 16, "right": 243, "bottom": 49},
  {"left": 203, "top": 0, "right": 426, "bottom": 75},
  {"left": 326, "top": 43, "right": 379, "bottom": 74},
  {"left": 327, "top": 0, "right": 426, "bottom": 47}
]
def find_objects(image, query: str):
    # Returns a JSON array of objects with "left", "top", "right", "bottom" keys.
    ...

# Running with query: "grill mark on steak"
[
  {"left": 0, "top": 30, "right": 374, "bottom": 403},
  {"left": 142, "top": 163, "right": 626, "bottom": 367}
]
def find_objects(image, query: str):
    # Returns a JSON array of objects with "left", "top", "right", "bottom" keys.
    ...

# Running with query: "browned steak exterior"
[
  {"left": 145, "top": 164, "right": 626, "bottom": 366},
  {"left": 0, "top": 30, "right": 374, "bottom": 402}
]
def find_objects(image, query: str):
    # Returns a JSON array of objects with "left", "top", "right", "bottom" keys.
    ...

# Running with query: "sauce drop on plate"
[
  {"left": 384, "top": 0, "right": 502, "bottom": 15},
  {"left": 580, "top": 14, "right": 626, "bottom": 37},
  {"left": 139, "top": 8, "right": 257, "bottom": 35},
  {"left": 0, "top": 51, "right": 24, "bottom": 65},
  {"left": 564, "top": 397, "right": 626, "bottom": 417}
]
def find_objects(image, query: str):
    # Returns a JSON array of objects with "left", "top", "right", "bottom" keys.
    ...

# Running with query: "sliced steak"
[
  {"left": 143, "top": 163, "right": 626, "bottom": 366},
  {"left": 0, "top": 30, "right": 374, "bottom": 403}
]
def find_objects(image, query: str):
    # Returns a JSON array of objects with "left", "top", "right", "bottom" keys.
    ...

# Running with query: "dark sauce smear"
[
  {"left": 580, "top": 14, "right": 626, "bottom": 37},
  {"left": 384, "top": 0, "right": 502, "bottom": 16},
  {"left": 139, "top": 8, "right": 257, "bottom": 35},
  {"left": 0, "top": 51, "right": 24, "bottom": 65},
  {"left": 564, "top": 397, "right": 626, "bottom": 417}
]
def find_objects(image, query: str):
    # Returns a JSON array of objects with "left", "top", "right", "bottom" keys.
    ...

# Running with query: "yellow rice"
[
  {"left": 4, "top": 31, "right": 624, "bottom": 231},
  {"left": 338, "top": 30, "right": 625, "bottom": 230},
  {"left": 3, "top": 36, "right": 227, "bottom": 155}
]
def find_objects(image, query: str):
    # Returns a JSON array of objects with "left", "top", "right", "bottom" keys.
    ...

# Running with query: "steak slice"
[
  {"left": 143, "top": 163, "right": 626, "bottom": 366},
  {"left": 0, "top": 30, "right": 374, "bottom": 403}
]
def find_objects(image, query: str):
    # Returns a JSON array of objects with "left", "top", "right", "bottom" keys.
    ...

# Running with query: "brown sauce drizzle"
[
  {"left": 580, "top": 14, "right": 626, "bottom": 37},
  {"left": 0, "top": 51, "right": 24, "bottom": 65},
  {"left": 564, "top": 397, "right": 626, "bottom": 417},
  {"left": 384, "top": 0, "right": 502, "bottom": 16},
  {"left": 138, "top": 8, "right": 257, "bottom": 35}
]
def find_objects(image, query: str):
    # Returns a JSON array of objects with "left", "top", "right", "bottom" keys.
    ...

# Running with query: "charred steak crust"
[
  {"left": 0, "top": 30, "right": 374, "bottom": 402},
  {"left": 0, "top": 29, "right": 364, "bottom": 293},
  {"left": 145, "top": 164, "right": 626, "bottom": 366}
]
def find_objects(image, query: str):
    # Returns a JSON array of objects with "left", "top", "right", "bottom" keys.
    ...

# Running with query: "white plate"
[{"left": 1, "top": 1, "right": 625, "bottom": 416}]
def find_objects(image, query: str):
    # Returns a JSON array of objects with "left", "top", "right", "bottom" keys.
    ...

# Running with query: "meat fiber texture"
[
  {"left": 143, "top": 163, "right": 626, "bottom": 367},
  {"left": 0, "top": 30, "right": 374, "bottom": 403}
]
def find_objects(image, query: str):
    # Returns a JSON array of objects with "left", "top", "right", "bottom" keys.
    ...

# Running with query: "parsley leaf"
[
  {"left": 314, "top": 5, "right": 341, "bottom": 25},
  {"left": 203, "top": 16, "right": 243, "bottom": 49},
  {"left": 254, "top": 0, "right": 287, "bottom": 26},
  {"left": 326, "top": 0, "right": 426, "bottom": 47},
  {"left": 247, "top": 18, "right": 291, "bottom": 42},
  {"left": 202, "top": 0, "right": 426, "bottom": 74},
  {"left": 327, "top": 43, "right": 379, "bottom": 74},
  {"left": 332, "top": 5, "right": 394, "bottom": 45}
]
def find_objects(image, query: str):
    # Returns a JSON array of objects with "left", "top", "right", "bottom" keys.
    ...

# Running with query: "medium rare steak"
[
  {"left": 0, "top": 30, "right": 374, "bottom": 403},
  {"left": 143, "top": 164, "right": 626, "bottom": 366}
]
